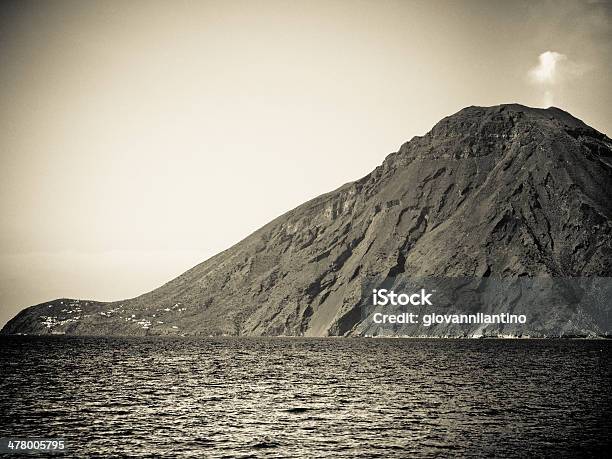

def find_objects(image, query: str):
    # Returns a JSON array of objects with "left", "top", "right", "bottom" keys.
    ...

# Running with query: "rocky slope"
[{"left": 3, "top": 104, "right": 612, "bottom": 337}]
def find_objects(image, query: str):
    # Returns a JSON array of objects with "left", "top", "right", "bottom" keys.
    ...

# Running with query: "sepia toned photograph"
[{"left": 1, "top": 0, "right": 611, "bottom": 457}]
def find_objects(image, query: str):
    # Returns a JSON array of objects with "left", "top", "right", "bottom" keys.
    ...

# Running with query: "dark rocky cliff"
[{"left": 3, "top": 104, "right": 612, "bottom": 337}]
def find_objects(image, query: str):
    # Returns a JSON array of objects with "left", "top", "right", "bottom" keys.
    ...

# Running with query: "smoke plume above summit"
[
  {"left": 529, "top": 51, "right": 567, "bottom": 85},
  {"left": 528, "top": 51, "right": 588, "bottom": 107}
]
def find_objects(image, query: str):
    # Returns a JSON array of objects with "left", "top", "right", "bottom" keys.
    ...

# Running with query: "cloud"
[{"left": 529, "top": 51, "right": 567, "bottom": 84}]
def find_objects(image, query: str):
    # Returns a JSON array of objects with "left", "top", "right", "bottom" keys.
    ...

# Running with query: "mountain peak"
[
  {"left": 436, "top": 103, "right": 594, "bottom": 136},
  {"left": 392, "top": 104, "right": 606, "bottom": 164},
  {"left": 455, "top": 104, "right": 590, "bottom": 128}
]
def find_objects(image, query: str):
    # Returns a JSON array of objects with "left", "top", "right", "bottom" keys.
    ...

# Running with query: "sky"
[{"left": 1, "top": 0, "right": 611, "bottom": 327}]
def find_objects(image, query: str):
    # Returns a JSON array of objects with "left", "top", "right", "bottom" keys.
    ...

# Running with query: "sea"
[{"left": 0, "top": 337, "right": 610, "bottom": 457}]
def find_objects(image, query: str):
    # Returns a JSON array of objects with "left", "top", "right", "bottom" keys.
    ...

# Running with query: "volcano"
[{"left": 3, "top": 104, "right": 612, "bottom": 337}]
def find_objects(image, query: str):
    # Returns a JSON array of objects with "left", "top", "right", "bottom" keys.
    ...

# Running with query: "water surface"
[{"left": 1, "top": 337, "right": 610, "bottom": 457}]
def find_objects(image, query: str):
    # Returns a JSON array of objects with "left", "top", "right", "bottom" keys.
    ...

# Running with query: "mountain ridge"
[{"left": 3, "top": 104, "right": 612, "bottom": 337}]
